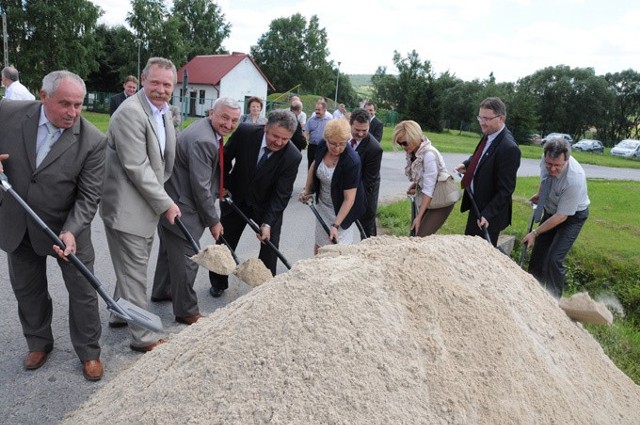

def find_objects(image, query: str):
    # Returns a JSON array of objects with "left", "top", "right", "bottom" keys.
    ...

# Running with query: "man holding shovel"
[
  {"left": 151, "top": 97, "right": 241, "bottom": 324},
  {"left": 0, "top": 71, "right": 106, "bottom": 381}
]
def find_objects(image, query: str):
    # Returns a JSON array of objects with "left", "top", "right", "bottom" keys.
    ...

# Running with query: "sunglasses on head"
[{"left": 397, "top": 141, "right": 409, "bottom": 147}]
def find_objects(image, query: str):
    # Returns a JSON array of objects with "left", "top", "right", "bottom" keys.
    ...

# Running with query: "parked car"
[
  {"left": 541, "top": 133, "right": 573, "bottom": 145},
  {"left": 528, "top": 133, "right": 542, "bottom": 144},
  {"left": 610, "top": 139, "right": 640, "bottom": 158},
  {"left": 572, "top": 139, "right": 604, "bottom": 153}
]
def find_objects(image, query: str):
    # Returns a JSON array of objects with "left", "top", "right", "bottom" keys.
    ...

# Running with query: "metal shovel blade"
[{"left": 110, "top": 298, "right": 164, "bottom": 333}]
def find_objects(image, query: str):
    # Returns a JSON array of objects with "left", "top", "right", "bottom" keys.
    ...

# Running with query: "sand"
[
  {"left": 63, "top": 235, "right": 640, "bottom": 424},
  {"left": 233, "top": 258, "right": 274, "bottom": 287},
  {"left": 190, "top": 244, "right": 236, "bottom": 275}
]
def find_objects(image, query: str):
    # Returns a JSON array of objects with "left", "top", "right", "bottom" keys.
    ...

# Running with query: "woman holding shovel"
[
  {"left": 394, "top": 120, "right": 458, "bottom": 236},
  {"left": 299, "top": 119, "right": 366, "bottom": 254}
]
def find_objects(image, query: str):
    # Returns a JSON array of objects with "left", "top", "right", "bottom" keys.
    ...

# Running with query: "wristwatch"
[{"left": 331, "top": 223, "right": 340, "bottom": 229}]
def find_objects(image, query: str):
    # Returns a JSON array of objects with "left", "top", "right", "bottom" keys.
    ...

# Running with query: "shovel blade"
[{"left": 109, "top": 298, "right": 164, "bottom": 333}]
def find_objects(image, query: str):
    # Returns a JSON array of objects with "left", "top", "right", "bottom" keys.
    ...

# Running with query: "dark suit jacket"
[
  {"left": 461, "top": 126, "right": 521, "bottom": 231},
  {"left": 223, "top": 123, "right": 302, "bottom": 225},
  {"left": 369, "top": 116, "right": 384, "bottom": 143},
  {"left": 109, "top": 91, "right": 127, "bottom": 115},
  {"left": 0, "top": 99, "right": 106, "bottom": 255},
  {"left": 354, "top": 134, "right": 383, "bottom": 220},
  {"left": 312, "top": 140, "right": 367, "bottom": 229},
  {"left": 290, "top": 121, "right": 307, "bottom": 151}
]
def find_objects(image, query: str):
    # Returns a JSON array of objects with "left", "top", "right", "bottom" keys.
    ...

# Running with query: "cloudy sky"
[{"left": 92, "top": 0, "right": 640, "bottom": 82}]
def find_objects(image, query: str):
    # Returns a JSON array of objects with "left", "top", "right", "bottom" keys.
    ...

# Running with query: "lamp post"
[
  {"left": 136, "top": 38, "right": 142, "bottom": 82},
  {"left": 334, "top": 61, "right": 341, "bottom": 106}
]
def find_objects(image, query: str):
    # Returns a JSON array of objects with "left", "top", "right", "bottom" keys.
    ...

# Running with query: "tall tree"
[
  {"left": 602, "top": 70, "right": 640, "bottom": 143},
  {"left": 85, "top": 24, "right": 139, "bottom": 92},
  {"left": 172, "top": 0, "right": 231, "bottom": 62}
]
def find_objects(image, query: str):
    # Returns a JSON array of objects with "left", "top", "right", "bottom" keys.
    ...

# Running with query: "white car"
[{"left": 610, "top": 139, "right": 640, "bottom": 158}]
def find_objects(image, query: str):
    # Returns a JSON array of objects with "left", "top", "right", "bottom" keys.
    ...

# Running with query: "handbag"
[{"left": 429, "top": 171, "right": 461, "bottom": 209}]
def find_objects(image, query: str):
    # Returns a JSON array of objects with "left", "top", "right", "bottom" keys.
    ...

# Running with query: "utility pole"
[
  {"left": 334, "top": 61, "right": 341, "bottom": 106},
  {"left": 3, "top": 13, "right": 8, "bottom": 67}
]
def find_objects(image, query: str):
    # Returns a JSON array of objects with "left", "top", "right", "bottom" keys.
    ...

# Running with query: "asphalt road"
[{"left": 1, "top": 151, "right": 639, "bottom": 424}]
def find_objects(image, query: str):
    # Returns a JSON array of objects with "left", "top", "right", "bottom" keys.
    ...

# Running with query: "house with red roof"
[{"left": 173, "top": 52, "right": 275, "bottom": 117}]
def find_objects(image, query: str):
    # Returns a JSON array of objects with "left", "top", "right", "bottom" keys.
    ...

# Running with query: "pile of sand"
[{"left": 64, "top": 236, "right": 640, "bottom": 424}]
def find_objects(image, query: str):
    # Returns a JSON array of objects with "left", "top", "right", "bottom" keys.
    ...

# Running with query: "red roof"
[{"left": 176, "top": 52, "right": 275, "bottom": 91}]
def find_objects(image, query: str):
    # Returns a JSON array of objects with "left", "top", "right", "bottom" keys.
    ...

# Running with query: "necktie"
[
  {"left": 350, "top": 139, "right": 357, "bottom": 149},
  {"left": 256, "top": 146, "right": 270, "bottom": 169},
  {"left": 36, "top": 122, "right": 60, "bottom": 167},
  {"left": 218, "top": 137, "right": 224, "bottom": 200},
  {"left": 460, "top": 135, "right": 488, "bottom": 189},
  {"left": 533, "top": 177, "right": 552, "bottom": 222}
]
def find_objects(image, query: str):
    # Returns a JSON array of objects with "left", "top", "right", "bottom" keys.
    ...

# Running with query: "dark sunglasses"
[{"left": 397, "top": 141, "right": 409, "bottom": 147}]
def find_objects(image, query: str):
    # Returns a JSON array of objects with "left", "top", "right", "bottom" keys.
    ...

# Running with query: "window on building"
[{"left": 199, "top": 90, "right": 205, "bottom": 105}]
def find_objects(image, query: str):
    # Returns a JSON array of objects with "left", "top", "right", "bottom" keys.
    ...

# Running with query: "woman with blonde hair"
[
  {"left": 393, "top": 120, "right": 456, "bottom": 236},
  {"left": 240, "top": 96, "right": 267, "bottom": 124},
  {"left": 299, "top": 119, "right": 366, "bottom": 254}
]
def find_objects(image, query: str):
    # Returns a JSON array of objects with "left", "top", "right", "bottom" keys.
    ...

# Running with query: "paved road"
[{"left": 1, "top": 151, "right": 638, "bottom": 424}]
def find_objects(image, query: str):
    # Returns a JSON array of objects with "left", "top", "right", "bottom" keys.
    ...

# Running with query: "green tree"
[
  {"left": 171, "top": 0, "right": 231, "bottom": 61},
  {"left": 85, "top": 24, "right": 139, "bottom": 92},
  {"left": 435, "top": 72, "right": 484, "bottom": 132},
  {"left": 371, "top": 66, "right": 400, "bottom": 110},
  {"left": 602, "top": 70, "right": 640, "bottom": 144}
]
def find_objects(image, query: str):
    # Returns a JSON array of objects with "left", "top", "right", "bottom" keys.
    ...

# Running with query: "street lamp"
[
  {"left": 334, "top": 61, "right": 341, "bottom": 106},
  {"left": 136, "top": 38, "right": 142, "bottom": 83}
]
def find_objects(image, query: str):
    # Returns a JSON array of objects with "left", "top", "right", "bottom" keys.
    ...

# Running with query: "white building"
[{"left": 173, "top": 52, "right": 275, "bottom": 117}]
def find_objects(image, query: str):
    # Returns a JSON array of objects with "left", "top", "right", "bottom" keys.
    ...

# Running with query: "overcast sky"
[{"left": 93, "top": 0, "right": 640, "bottom": 82}]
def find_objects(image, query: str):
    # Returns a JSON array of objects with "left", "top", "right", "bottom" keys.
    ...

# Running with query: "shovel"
[
  {"left": 305, "top": 199, "right": 337, "bottom": 244},
  {"left": 0, "top": 173, "right": 163, "bottom": 333},
  {"left": 222, "top": 196, "right": 292, "bottom": 269},
  {"left": 408, "top": 194, "right": 417, "bottom": 236},
  {"left": 519, "top": 204, "right": 537, "bottom": 267},
  {"left": 174, "top": 216, "right": 237, "bottom": 274}
]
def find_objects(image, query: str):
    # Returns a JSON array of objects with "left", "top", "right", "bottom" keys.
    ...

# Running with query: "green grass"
[{"left": 83, "top": 111, "right": 196, "bottom": 134}]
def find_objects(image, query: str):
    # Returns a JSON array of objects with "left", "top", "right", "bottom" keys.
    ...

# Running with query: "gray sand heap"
[{"left": 64, "top": 235, "right": 640, "bottom": 424}]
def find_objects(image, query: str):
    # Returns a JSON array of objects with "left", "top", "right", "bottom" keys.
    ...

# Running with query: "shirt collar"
[{"left": 38, "top": 105, "right": 60, "bottom": 131}]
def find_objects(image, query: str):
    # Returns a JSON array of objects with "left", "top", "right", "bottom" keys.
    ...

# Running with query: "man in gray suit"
[
  {"left": 151, "top": 97, "right": 241, "bottom": 325},
  {"left": 100, "top": 57, "right": 180, "bottom": 353},
  {"left": 0, "top": 71, "right": 106, "bottom": 381}
]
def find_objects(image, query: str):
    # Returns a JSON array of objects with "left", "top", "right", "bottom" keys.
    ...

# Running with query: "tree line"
[{"left": 2, "top": 1, "right": 638, "bottom": 145}]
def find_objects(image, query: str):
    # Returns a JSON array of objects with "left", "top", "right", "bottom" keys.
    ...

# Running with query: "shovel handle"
[
  {"left": 408, "top": 195, "right": 417, "bottom": 236},
  {"left": 306, "top": 200, "right": 337, "bottom": 244},
  {"left": 463, "top": 187, "right": 492, "bottom": 244},
  {"left": 219, "top": 235, "right": 240, "bottom": 265},
  {"left": 175, "top": 216, "right": 201, "bottom": 254}
]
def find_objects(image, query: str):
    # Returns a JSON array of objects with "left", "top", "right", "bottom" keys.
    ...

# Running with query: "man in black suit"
[
  {"left": 349, "top": 108, "right": 383, "bottom": 237},
  {"left": 209, "top": 109, "right": 302, "bottom": 297},
  {"left": 365, "top": 101, "right": 384, "bottom": 142},
  {"left": 455, "top": 97, "right": 521, "bottom": 246},
  {"left": 109, "top": 75, "right": 138, "bottom": 115}
]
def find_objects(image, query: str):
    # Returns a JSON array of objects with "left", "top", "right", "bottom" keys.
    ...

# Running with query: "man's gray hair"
[
  {"left": 142, "top": 57, "right": 177, "bottom": 84},
  {"left": 41, "top": 70, "right": 86, "bottom": 97},
  {"left": 544, "top": 138, "right": 572, "bottom": 160},
  {"left": 2, "top": 66, "right": 19, "bottom": 82},
  {"left": 212, "top": 97, "right": 241, "bottom": 111},
  {"left": 266, "top": 109, "right": 298, "bottom": 133}
]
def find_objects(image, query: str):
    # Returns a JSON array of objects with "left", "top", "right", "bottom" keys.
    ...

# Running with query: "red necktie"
[
  {"left": 218, "top": 137, "right": 224, "bottom": 200},
  {"left": 351, "top": 139, "right": 357, "bottom": 148},
  {"left": 461, "top": 135, "right": 487, "bottom": 189}
]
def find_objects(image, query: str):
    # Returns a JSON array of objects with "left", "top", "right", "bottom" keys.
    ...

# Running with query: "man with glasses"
[
  {"left": 522, "top": 138, "right": 589, "bottom": 298},
  {"left": 454, "top": 97, "right": 520, "bottom": 246}
]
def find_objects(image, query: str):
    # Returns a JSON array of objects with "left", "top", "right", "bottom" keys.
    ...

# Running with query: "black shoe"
[
  {"left": 150, "top": 295, "right": 172, "bottom": 302},
  {"left": 108, "top": 321, "right": 128, "bottom": 328},
  {"left": 209, "top": 287, "right": 225, "bottom": 298}
]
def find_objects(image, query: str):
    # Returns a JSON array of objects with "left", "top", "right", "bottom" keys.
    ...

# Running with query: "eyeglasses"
[
  {"left": 477, "top": 115, "right": 500, "bottom": 123},
  {"left": 327, "top": 141, "right": 347, "bottom": 148},
  {"left": 397, "top": 141, "right": 409, "bottom": 147}
]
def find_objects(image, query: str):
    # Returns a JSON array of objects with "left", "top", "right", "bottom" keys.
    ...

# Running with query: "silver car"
[
  {"left": 610, "top": 139, "right": 640, "bottom": 158},
  {"left": 572, "top": 139, "right": 604, "bottom": 153}
]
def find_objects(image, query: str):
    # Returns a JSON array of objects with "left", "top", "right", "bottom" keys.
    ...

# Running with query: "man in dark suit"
[
  {"left": 109, "top": 75, "right": 138, "bottom": 115},
  {"left": 209, "top": 110, "right": 302, "bottom": 297},
  {"left": 455, "top": 97, "right": 521, "bottom": 246},
  {"left": 151, "top": 97, "right": 241, "bottom": 324},
  {"left": 349, "top": 108, "right": 383, "bottom": 237},
  {"left": 0, "top": 71, "right": 106, "bottom": 381},
  {"left": 365, "top": 101, "right": 384, "bottom": 142}
]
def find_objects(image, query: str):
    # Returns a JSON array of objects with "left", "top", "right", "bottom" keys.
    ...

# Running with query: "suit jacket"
[
  {"left": 369, "top": 116, "right": 384, "bottom": 143},
  {"left": 312, "top": 140, "right": 367, "bottom": 229},
  {"left": 0, "top": 100, "right": 106, "bottom": 255},
  {"left": 461, "top": 126, "right": 521, "bottom": 231},
  {"left": 109, "top": 91, "right": 128, "bottom": 115},
  {"left": 160, "top": 117, "right": 220, "bottom": 237},
  {"left": 100, "top": 90, "right": 176, "bottom": 238},
  {"left": 223, "top": 123, "right": 302, "bottom": 225},
  {"left": 354, "top": 134, "right": 383, "bottom": 220}
]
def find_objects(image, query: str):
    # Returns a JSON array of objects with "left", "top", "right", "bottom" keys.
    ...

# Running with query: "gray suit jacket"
[
  {"left": 159, "top": 117, "right": 220, "bottom": 238},
  {"left": 0, "top": 99, "right": 106, "bottom": 255},
  {"left": 100, "top": 90, "right": 176, "bottom": 238}
]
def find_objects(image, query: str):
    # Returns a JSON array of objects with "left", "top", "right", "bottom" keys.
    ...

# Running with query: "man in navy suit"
[
  {"left": 365, "top": 101, "right": 384, "bottom": 143},
  {"left": 109, "top": 75, "right": 138, "bottom": 115},
  {"left": 349, "top": 108, "right": 383, "bottom": 237},
  {"left": 209, "top": 110, "right": 302, "bottom": 297},
  {"left": 455, "top": 97, "right": 521, "bottom": 246}
]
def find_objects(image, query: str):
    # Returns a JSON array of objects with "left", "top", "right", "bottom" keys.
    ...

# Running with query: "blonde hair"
[
  {"left": 323, "top": 119, "right": 351, "bottom": 144},
  {"left": 392, "top": 120, "right": 423, "bottom": 150}
]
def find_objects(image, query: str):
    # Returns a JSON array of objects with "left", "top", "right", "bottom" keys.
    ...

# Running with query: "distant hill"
[{"left": 348, "top": 74, "right": 372, "bottom": 88}]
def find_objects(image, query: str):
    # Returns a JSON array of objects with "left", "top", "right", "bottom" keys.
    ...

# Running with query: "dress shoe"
[
  {"left": 24, "top": 351, "right": 50, "bottom": 370},
  {"left": 130, "top": 338, "right": 167, "bottom": 353},
  {"left": 82, "top": 359, "right": 104, "bottom": 382},
  {"left": 209, "top": 287, "right": 225, "bottom": 298},
  {"left": 108, "top": 321, "right": 128, "bottom": 328},
  {"left": 150, "top": 295, "right": 172, "bottom": 302},
  {"left": 176, "top": 313, "right": 205, "bottom": 325}
]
